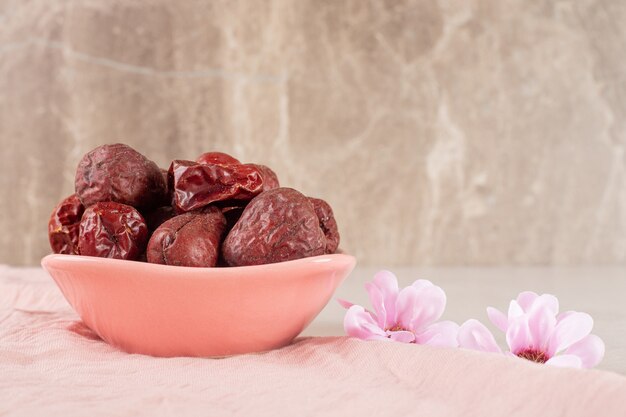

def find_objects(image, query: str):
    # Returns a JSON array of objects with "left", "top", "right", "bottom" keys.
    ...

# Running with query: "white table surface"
[{"left": 303, "top": 266, "right": 626, "bottom": 374}]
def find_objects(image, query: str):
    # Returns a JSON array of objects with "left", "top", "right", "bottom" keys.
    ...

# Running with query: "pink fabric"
[{"left": 2, "top": 266, "right": 626, "bottom": 417}]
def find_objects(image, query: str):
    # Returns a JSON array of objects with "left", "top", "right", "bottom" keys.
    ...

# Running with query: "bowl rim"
[{"left": 41, "top": 253, "right": 356, "bottom": 277}]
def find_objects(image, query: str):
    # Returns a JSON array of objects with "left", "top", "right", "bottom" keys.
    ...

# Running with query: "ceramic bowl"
[{"left": 41, "top": 253, "right": 356, "bottom": 357}]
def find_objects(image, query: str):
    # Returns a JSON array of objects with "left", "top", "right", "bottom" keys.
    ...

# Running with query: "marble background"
[{"left": 0, "top": 0, "right": 624, "bottom": 266}]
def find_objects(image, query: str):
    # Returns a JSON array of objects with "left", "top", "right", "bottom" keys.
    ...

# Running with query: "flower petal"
[
  {"left": 506, "top": 316, "right": 532, "bottom": 353},
  {"left": 508, "top": 300, "right": 524, "bottom": 320},
  {"left": 343, "top": 305, "right": 387, "bottom": 341},
  {"left": 487, "top": 307, "right": 509, "bottom": 332},
  {"left": 532, "top": 294, "right": 559, "bottom": 315},
  {"left": 556, "top": 311, "right": 574, "bottom": 323},
  {"left": 396, "top": 285, "right": 446, "bottom": 331},
  {"left": 527, "top": 298, "right": 557, "bottom": 350},
  {"left": 410, "top": 279, "right": 435, "bottom": 292},
  {"left": 370, "top": 270, "right": 400, "bottom": 329},
  {"left": 545, "top": 354, "right": 583, "bottom": 369},
  {"left": 338, "top": 299, "right": 377, "bottom": 322},
  {"left": 516, "top": 291, "right": 538, "bottom": 312},
  {"left": 458, "top": 319, "right": 502, "bottom": 353},
  {"left": 414, "top": 321, "right": 460, "bottom": 348},
  {"left": 373, "top": 270, "right": 400, "bottom": 294},
  {"left": 395, "top": 286, "right": 420, "bottom": 329},
  {"left": 565, "top": 334, "right": 605, "bottom": 369},
  {"left": 365, "top": 282, "right": 387, "bottom": 328},
  {"left": 548, "top": 312, "right": 594, "bottom": 355},
  {"left": 387, "top": 330, "right": 415, "bottom": 343}
]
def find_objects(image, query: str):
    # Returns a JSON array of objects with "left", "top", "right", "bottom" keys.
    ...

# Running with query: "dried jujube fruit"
[
  {"left": 78, "top": 202, "right": 148, "bottom": 260},
  {"left": 146, "top": 206, "right": 226, "bottom": 267},
  {"left": 196, "top": 152, "right": 278, "bottom": 189},
  {"left": 169, "top": 160, "right": 264, "bottom": 212},
  {"left": 51, "top": 143, "right": 338, "bottom": 266},
  {"left": 308, "top": 197, "right": 340, "bottom": 254},
  {"left": 48, "top": 194, "right": 85, "bottom": 255},
  {"left": 196, "top": 151, "right": 241, "bottom": 166},
  {"left": 75, "top": 143, "right": 167, "bottom": 210},
  {"left": 246, "top": 164, "right": 280, "bottom": 191},
  {"left": 222, "top": 188, "right": 326, "bottom": 266}
]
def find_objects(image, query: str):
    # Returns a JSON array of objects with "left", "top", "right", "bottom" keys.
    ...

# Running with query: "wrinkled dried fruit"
[
  {"left": 308, "top": 197, "right": 340, "bottom": 253},
  {"left": 75, "top": 143, "right": 167, "bottom": 210},
  {"left": 169, "top": 160, "right": 264, "bottom": 212},
  {"left": 222, "top": 188, "right": 326, "bottom": 266},
  {"left": 246, "top": 164, "right": 280, "bottom": 191},
  {"left": 78, "top": 202, "right": 148, "bottom": 260},
  {"left": 48, "top": 194, "right": 85, "bottom": 255},
  {"left": 146, "top": 206, "right": 226, "bottom": 267},
  {"left": 52, "top": 142, "right": 336, "bottom": 267},
  {"left": 196, "top": 151, "right": 241, "bottom": 166}
]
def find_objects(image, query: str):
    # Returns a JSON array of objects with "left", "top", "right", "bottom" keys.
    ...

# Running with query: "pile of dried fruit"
[{"left": 48, "top": 144, "right": 340, "bottom": 267}]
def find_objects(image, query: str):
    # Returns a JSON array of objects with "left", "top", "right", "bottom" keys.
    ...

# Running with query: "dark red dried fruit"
[
  {"left": 48, "top": 194, "right": 85, "bottom": 255},
  {"left": 308, "top": 197, "right": 340, "bottom": 254},
  {"left": 78, "top": 202, "right": 148, "bottom": 260},
  {"left": 75, "top": 143, "right": 167, "bottom": 210},
  {"left": 169, "top": 160, "right": 264, "bottom": 212},
  {"left": 222, "top": 188, "right": 326, "bottom": 266},
  {"left": 146, "top": 206, "right": 226, "bottom": 267},
  {"left": 196, "top": 152, "right": 241, "bottom": 166},
  {"left": 246, "top": 164, "right": 280, "bottom": 191}
]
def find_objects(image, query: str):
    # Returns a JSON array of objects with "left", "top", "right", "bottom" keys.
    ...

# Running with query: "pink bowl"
[{"left": 41, "top": 253, "right": 355, "bottom": 357}]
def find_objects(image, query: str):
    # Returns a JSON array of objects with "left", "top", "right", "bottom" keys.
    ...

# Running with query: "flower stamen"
[
  {"left": 516, "top": 349, "right": 549, "bottom": 364},
  {"left": 386, "top": 325, "right": 407, "bottom": 332}
]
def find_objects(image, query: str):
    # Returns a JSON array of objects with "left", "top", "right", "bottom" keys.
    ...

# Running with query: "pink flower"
[
  {"left": 458, "top": 291, "right": 605, "bottom": 368},
  {"left": 338, "top": 270, "right": 459, "bottom": 347}
]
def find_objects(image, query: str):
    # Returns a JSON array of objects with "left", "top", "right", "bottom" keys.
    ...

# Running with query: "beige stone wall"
[{"left": 1, "top": 0, "right": 624, "bottom": 266}]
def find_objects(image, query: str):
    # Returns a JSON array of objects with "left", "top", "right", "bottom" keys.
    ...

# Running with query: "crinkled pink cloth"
[{"left": 1, "top": 265, "right": 626, "bottom": 417}]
